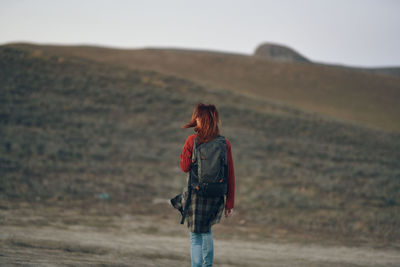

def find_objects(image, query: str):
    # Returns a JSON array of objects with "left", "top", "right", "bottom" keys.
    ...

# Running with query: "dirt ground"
[{"left": 1, "top": 203, "right": 399, "bottom": 267}]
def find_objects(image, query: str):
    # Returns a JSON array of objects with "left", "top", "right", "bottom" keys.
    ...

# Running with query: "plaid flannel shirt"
[{"left": 182, "top": 182, "right": 225, "bottom": 233}]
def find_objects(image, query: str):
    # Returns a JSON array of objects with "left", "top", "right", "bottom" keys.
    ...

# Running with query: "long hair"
[{"left": 182, "top": 103, "right": 220, "bottom": 143}]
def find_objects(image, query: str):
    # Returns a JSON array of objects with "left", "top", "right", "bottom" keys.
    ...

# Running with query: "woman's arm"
[
  {"left": 180, "top": 135, "right": 195, "bottom": 172},
  {"left": 225, "top": 139, "right": 235, "bottom": 210}
]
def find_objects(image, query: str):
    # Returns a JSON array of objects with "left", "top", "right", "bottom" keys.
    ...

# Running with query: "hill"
[
  {"left": 1, "top": 45, "right": 400, "bottom": 245},
  {"left": 7, "top": 42, "right": 400, "bottom": 132},
  {"left": 254, "top": 42, "right": 400, "bottom": 78}
]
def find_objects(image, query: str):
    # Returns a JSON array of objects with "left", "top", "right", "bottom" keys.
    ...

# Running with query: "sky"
[{"left": 0, "top": 0, "right": 399, "bottom": 67}]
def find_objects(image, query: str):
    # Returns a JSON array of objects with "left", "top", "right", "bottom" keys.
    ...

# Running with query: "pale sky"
[{"left": 1, "top": 0, "right": 399, "bottom": 67}]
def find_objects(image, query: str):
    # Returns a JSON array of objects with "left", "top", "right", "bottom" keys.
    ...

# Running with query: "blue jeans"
[{"left": 190, "top": 229, "right": 214, "bottom": 267}]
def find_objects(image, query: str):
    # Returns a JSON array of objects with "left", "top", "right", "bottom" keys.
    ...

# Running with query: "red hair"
[{"left": 182, "top": 103, "right": 220, "bottom": 143}]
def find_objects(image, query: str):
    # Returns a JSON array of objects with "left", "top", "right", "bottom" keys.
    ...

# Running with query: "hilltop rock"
[{"left": 254, "top": 43, "right": 311, "bottom": 63}]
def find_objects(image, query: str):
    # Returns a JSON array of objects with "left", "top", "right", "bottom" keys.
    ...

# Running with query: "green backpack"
[{"left": 190, "top": 135, "right": 228, "bottom": 197}]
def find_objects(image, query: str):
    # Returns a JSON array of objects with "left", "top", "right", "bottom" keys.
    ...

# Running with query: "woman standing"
[{"left": 179, "top": 103, "right": 235, "bottom": 267}]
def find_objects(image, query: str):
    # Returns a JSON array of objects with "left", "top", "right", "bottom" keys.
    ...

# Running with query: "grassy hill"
[
  {"left": 1, "top": 45, "right": 399, "bottom": 245},
  {"left": 7, "top": 43, "right": 400, "bottom": 132}
]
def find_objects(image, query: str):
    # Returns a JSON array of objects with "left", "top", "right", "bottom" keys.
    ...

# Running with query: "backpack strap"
[
  {"left": 192, "top": 136, "right": 198, "bottom": 163},
  {"left": 223, "top": 138, "right": 228, "bottom": 166},
  {"left": 218, "top": 135, "right": 227, "bottom": 166}
]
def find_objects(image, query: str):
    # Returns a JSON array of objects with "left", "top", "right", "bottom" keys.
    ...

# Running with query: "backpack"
[{"left": 190, "top": 135, "right": 228, "bottom": 197}]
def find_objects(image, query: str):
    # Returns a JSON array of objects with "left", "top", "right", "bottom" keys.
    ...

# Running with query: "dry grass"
[
  {"left": 1, "top": 45, "right": 399, "bottom": 248},
  {"left": 7, "top": 42, "right": 400, "bottom": 132}
]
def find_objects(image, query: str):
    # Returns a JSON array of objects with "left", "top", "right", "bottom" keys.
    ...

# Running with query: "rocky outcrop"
[{"left": 254, "top": 43, "right": 311, "bottom": 63}]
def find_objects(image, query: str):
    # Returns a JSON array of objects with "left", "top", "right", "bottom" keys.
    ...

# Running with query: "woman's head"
[{"left": 183, "top": 103, "right": 220, "bottom": 143}]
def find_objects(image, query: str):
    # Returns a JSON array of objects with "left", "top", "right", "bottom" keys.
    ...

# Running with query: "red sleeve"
[
  {"left": 180, "top": 134, "right": 196, "bottom": 173},
  {"left": 225, "top": 139, "right": 235, "bottom": 209}
]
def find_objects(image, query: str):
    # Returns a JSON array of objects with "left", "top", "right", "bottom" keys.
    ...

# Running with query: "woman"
[{"left": 179, "top": 103, "right": 235, "bottom": 267}]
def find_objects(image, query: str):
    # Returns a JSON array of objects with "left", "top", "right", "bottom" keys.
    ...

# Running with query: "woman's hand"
[{"left": 224, "top": 208, "right": 234, "bottom": 218}]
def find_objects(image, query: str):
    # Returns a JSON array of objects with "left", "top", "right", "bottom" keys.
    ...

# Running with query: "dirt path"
[{"left": 1, "top": 219, "right": 399, "bottom": 267}]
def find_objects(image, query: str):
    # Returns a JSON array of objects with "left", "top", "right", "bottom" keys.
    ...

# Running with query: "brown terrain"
[
  {"left": 1, "top": 43, "right": 399, "bottom": 266},
  {"left": 10, "top": 42, "right": 400, "bottom": 132}
]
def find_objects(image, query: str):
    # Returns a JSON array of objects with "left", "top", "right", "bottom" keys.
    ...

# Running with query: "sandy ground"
[{"left": 1, "top": 208, "right": 399, "bottom": 267}]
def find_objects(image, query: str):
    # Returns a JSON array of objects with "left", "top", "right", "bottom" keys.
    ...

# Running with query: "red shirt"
[{"left": 180, "top": 134, "right": 235, "bottom": 209}]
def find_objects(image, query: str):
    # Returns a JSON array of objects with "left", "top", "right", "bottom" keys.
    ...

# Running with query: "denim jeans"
[{"left": 190, "top": 229, "right": 214, "bottom": 267}]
